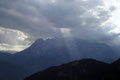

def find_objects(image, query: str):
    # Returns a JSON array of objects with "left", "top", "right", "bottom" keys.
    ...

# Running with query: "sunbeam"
[{"left": 60, "top": 28, "right": 81, "bottom": 60}]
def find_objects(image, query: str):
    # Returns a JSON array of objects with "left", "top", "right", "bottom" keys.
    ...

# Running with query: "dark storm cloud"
[
  {"left": 0, "top": 0, "right": 105, "bottom": 32},
  {"left": 0, "top": 0, "right": 119, "bottom": 50}
]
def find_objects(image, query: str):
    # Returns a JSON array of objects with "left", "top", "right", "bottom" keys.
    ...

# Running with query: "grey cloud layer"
[{"left": 0, "top": 0, "right": 119, "bottom": 49}]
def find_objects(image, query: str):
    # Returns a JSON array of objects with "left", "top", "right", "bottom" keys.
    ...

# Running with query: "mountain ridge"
[{"left": 24, "top": 58, "right": 120, "bottom": 80}]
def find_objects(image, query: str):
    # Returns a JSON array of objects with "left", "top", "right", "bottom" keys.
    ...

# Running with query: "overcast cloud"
[{"left": 0, "top": 0, "right": 119, "bottom": 52}]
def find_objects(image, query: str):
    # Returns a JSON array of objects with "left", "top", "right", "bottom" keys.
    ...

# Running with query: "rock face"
[{"left": 24, "top": 59, "right": 120, "bottom": 80}]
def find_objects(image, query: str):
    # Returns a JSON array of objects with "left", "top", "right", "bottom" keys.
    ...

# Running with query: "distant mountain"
[
  {"left": 18, "top": 38, "right": 118, "bottom": 62},
  {"left": 0, "top": 59, "right": 28, "bottom": 80},
  {"left": 0, "top": 38, "right": 119, "bottom": 79},
  {"left": 10, "top": 38, "right": 117, "bottom": 73},
  {"left": 24, "top": 59, "right": 120, "bottom": 80},
  {"left": 13, "top": 38, "right": 71, "bottom": 73}
]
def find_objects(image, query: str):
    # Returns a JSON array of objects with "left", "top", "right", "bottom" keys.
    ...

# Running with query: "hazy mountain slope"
[
  {"left": 0, "top": 59, "right": 28, "bottom": 80},
  {"left": 12, "top": 38, "right": 118, "bottom": 73},
  {"left": 0, "top": 52, "right": 14, "bottom": 61},
  {"left": 13, "top": 38, "right": 71, "bottom": 73}
]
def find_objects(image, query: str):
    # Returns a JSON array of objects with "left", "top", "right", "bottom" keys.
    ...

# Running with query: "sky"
[{"left": 0, "top": 0, "right": 120, "bottom": 52}]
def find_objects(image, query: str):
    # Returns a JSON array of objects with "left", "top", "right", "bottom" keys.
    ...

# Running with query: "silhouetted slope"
[
  {"left": 25, "top": 59, "right": 120, "bottom": 80},
  {"left": 103, "top": 59, "right": 120, "bottom": 80},
  {"left": 24, "top": 59, "right": 109, "bottom": 80}
]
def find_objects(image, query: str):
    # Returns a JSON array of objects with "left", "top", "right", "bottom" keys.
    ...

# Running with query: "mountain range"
[{"left": 0, "top": 38, "right": 119, "bottom": 80}]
